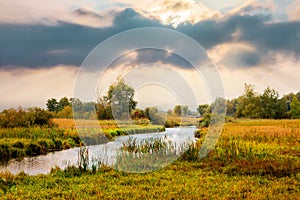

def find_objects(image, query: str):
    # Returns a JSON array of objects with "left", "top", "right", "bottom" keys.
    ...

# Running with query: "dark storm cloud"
[
  {"left": 221, "top": 50, "right": 261, "bottom": 68},
  {"left": 178, "top": 14, "right": 300, "bottom": 66},
  {"left": 0, "top": 8, "right": 164, "bottom": 69},
  {"left": 109, "top": 48, "right": 194, "bottom": 69},
  {"left": 73, "top": 8, "right": 104, "bottom": 19},
  {"left": 0, "top": 7, "right": 300, "bottom": 69}
]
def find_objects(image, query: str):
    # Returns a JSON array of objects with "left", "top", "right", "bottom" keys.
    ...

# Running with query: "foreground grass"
[{"left": 0, "top": 161, "right": 299, "bottom": 199}]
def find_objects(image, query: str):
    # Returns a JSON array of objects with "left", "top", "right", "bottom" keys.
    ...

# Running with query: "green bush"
[
  {"left": 12, "top": 141, "right": 24, "bottom": 149},
  {"left": 0, "top": 107, "right": 53, "bottom": 128},
  {"left": 165, "top": 120, "right": 179, "bottom": 128},
  {"left": 25, "top": 143, "right": 42, "bottom": 156}
]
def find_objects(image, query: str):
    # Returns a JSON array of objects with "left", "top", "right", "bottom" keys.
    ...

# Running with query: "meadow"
[{"left": 0, "top": 119, "right": 299, "bottom": 199}]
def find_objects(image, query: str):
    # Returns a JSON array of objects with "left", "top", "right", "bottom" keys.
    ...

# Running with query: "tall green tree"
[
  {"left": 96, "top": 79, "right": 137, "bottom": 120},
  {"left": 58, "top": 97, "right": 70, "bottom": 111},
  {"left": 46, "top": 98, "right": 59, "bottom": 112},
  {"left": 145, "top": 107, "right": 164, "bottom": 125},
  {"left": 173, "top": 105, "right": 189, "bottom": 116},
  {"left": 211, "top": 97, "right": 226, "bottom": 115},
  {"left": 236, "top": 84, "right": 261, "bottom": 118},
  {"left": 96, "top": 97, "right": 113, "bottom": 120},
  {"left": 290, "top": 96, "right": 300, "bottom": 119},
  {"left": 226, "top": 99, "right": 238, "bottom": 116},
  {"left": 197, "top": 104, "right": 209, "bottom": 116},
  {"left": 260, "top": 87, "right": 286, "bottom": 119}
]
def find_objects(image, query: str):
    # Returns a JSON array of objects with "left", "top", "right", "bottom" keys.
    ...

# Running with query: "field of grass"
[
  {"left": 165, "top": 115, "right": 200, "bottom": 127},
  {"left": 0, "top": 119, "right": 299, "bottom": 199}
]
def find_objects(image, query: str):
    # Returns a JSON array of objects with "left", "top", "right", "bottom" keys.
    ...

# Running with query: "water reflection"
[{"left": 0, "top": 127, "right": 195, "bottom": 175}]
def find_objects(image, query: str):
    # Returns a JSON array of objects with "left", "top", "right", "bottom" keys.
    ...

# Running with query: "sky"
[{"left": 0, "top": 0, "right": 300, "bottom": 111}]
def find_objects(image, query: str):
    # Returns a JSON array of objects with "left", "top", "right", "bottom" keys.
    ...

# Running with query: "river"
[{"left": 0, "top": 127, "right": 196, "bottom": 175}]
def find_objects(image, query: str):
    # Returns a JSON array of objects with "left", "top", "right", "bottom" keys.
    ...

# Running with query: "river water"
[{"left": 0, "top": 127, "right": 196, "bottom": 175}]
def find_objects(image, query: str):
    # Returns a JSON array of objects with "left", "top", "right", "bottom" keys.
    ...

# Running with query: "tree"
[
  {"left": 290, "top": 96, "right": 300, "bottom": 119},
  {"left": 96, "top": 79, "right": 137, "bottom": 120},
  {"left": 47, "top": 97, "right": 71, "bottom": 113},
  {"left": 130, "top": 108, "right": 146, "bottom": 119},
  {"left": 46, "top": 98, "right": 59, "bottom": 112},
  {"left": 260, "top": 87, "right": 287, "bottom": 119},
  {"left": 58, "top": 97, "right": 70, "bottom": 111},
  {"left": 211, "top": 97, "right": 226, "bottom": 115},
  {"left": 0, "top": 107, "right": 53, "bottom": 128},
  {"left": 173, "top": 105, "right": 188, "bottom": 116},
  {"left": 96, "top": 97, "right": 113, "bottom": 120},
  {"left": 236, "top": 84, "right": 261, "bottom": 118},
  {"left": 197, "top": 104, "right": 209, "bottom": 116},
  {"left": 144, "top": 107, "right": 165, "bottom": 125},
  {"left": 226, "top": 99, "right": 238, "bottom": 116},
  {"left": 174, "top": 105, "right": 181, "bottom": 116},
  {"left": 56, "top": 105, "right": 73, "bottom": 118},
  {"left": 26, "top": 107, "right": 53, "bottom": 126}
]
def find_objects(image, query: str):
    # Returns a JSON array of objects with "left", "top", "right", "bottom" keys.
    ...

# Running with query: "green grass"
[
  {"left": 0, "top": 161, "right": 299, "bottom": 199},
  {"left": 0, "top": 122, "right": 165, "bottom": 164},
  {"left": 0, "top": 119, "right": 300, "bottom": 199},
  {"left": 0, "top": 127, "right": 81, "bottom": 164}
]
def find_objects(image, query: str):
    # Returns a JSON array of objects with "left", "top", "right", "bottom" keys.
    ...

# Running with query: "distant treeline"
[
  {"left": 0, "top": 107, "right": 53, "bottom": 128},
  {"left": 198, "top": 84, "right": 300, "bottom": 120},
  {"left": 1, "top": 82, "right": 300, "bottom": 129}
]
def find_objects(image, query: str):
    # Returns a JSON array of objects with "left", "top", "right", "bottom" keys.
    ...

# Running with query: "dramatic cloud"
[
  {"left": 1, "top": 7, "right": 299, "bottom": 69},
  {"left": 109, "top": 49, "right": 194, "bottom": 69},
  {"left": 112, "top": 0, "right": 221, "bottom": 27},
  {"left": 207, "top": 42, "right": 260, "bottom": 68},
  {"left": 0, "top": 0, "right": 116, "bottom": 27},
  {"left": 0, "top": 8, "right": 163, "bottom": 68},
  {"left": 1, "top": 1, "right": 300, "bottom": 110},
  {"left": 226, "top": 0, "right": 275, "bottom": 17},
  {"left": 220, "top": 53, "right": 300, "bottom": 99}
]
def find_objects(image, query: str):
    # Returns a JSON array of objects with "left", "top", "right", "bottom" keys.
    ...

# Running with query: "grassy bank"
[
  {"left": 0, "top": 119, "right": 299, "bottom": 199},
  {"left": 0, "top": 119, "right": 165, "bottom": 164},
  {"left": 0, "top": 127, "right": 81, "bottom": 164}
]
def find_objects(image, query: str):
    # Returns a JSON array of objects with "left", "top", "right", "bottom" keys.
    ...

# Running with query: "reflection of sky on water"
[{"left": 0, "top": 127, "right": 196, "bottom": 175}]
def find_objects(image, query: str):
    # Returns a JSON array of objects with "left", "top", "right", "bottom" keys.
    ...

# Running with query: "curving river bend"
[{"left": 0, "top": 127, "right": 196, "bottom": 175}]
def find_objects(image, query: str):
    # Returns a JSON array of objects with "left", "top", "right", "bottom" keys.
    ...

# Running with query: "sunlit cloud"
[
  {"left": 0, "top": 0, "right": 118, "bottom": 27},
  {"left": 112, "top": 0, "right": 221, "bottom": 27},
  {"left": 207, "top": 42, "right": 258, "bottom": 68},
  {"left": 226, "top": 0, "right": 275, "bottom": 17},
  {"left": 287, "top": 0, "right": 300, "bottom": 21},
  {"left": 214, "top": 49, "right": 300, "bottom": 99}
]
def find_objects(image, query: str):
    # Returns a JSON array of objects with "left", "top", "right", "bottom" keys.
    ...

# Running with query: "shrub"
[
  {"left": 0, "top": 107, "right": 53, "bottom": 128},
  {"left": 25, "top": 143, "right": 42, "bottom": 156},
  {"left": 12, "top": 141, "right": 24, "bottom": 149}
]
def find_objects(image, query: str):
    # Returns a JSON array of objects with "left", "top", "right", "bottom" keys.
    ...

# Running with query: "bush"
[
  {"left": 25, "top": 143, "right": 42, "bottom": 156},
  {"left": 194, "top": 129, "right": 207, "bottom": 138},
  {"left": 0, "top": 107, "right": 53, "bottom": 128},
  {"left": 165, "top": 120, "right": 179, "bottom": 128},
  {"left": 198, "top": 113, "right": 211, "bottom": 128},
  {"left": 12, "top": 141, "right": 24, "bottom": 149}
]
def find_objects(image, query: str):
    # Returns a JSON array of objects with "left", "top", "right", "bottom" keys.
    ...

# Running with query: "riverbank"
[{"left": 0, "top": 119, "right": 165, "bottom": 164}]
